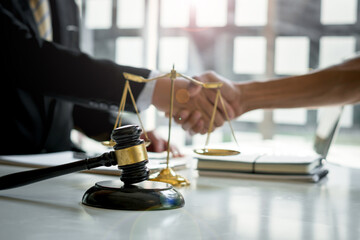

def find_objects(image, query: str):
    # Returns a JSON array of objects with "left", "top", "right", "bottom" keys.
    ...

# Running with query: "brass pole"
[
  {"left": 166, "top": 68, "right": 176, "bottom": 167},
  {"left": 205, "top": 89, "right": 221, "bottom": 147}
]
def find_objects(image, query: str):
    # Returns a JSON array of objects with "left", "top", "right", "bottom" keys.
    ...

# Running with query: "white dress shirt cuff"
[{"left": 136, "top": 70, "right": 159, "bottom": 111}]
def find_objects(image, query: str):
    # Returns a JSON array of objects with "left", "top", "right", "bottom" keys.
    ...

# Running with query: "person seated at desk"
[
  {"left": 0, "top": 1, "right": 233, "bottom": 155},
  {"left": 175, "top": 54, "right": 360, "bottom": 127}
]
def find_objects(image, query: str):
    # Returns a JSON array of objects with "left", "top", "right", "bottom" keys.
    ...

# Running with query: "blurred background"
[{"left": 72, "top": 0, "right": 360, "bottom": 168}]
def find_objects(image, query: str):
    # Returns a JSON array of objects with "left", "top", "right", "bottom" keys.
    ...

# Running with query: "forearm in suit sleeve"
[{"left": 1, "top": 4, "right": 151, "bottom": 112}]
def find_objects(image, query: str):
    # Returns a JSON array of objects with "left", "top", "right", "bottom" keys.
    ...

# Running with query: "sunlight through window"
[
  {"left": 159, "top": 37, "right": 189, "bottom": 72},
  {"left": 274, "top": 109, "right": 307, "bottom": 125},
  {"left": 117, "top": 0, "right": 145, "bottom": 28},
  {"left": 233, "top": 36, "right": 266, "bottom": 74},
  {"left": 321, "top": 0, "right": 358, "bottom": 24},
  {"left": 115, "top": 37, "right": 144, "bottom": 68},
  {"left": 85, "top": 0, "right": 112, "bottom": 29},
  {"left": 319, "top": 36, "right": 356, "bottom": 68},
  {"left": 235, "top": 0, "right": 268, "bottom": 26},
  {"left": 161, "top": 0, "right": 190, "bottom": 27},
  {"left": 275, "top": 37, "right": 309, "bottom": 75},
  {"left": 196, "top": 0, "right": 227, "bottom": 27}
]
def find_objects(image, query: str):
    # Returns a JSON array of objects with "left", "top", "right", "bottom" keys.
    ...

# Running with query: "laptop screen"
[{"left": 313, "top": 106, "right": 343, "bottom": 158}]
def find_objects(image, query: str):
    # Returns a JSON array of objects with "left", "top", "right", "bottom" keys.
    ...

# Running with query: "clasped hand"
[{"left": 152, "top": 72, "right": 239, "bottom": 135}]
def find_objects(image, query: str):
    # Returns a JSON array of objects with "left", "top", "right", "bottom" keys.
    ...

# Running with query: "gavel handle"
[{"left": 0, "top": 151, "right": 117, "bottom": 190}]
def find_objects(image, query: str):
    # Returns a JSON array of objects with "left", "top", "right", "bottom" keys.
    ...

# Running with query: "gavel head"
[{"left": 111, "top": 125, "right": 149, "bottom": 185}]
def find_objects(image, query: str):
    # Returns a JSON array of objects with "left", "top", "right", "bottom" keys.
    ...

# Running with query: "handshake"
[
  {"left": 149, "top": 53, "right": 359, "bottom": 136},
  {"left": 151, "top": 71, "right": 243, "bottom": 135}
]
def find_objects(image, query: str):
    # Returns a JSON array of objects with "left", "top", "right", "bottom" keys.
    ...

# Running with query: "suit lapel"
[
  {"left": 16, "top": 0, "right": 39, "bottom": 38},
  {"left": 48, "top": 0, "right": 59, "bottom": 42}
]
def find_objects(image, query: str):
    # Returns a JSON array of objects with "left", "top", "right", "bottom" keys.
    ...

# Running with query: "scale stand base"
[
  {"left": 82, "top": 180, "right": 184, "bottom": 210},
  {"left": 150, "top": 167, "right": 190, "bottom": 186}
]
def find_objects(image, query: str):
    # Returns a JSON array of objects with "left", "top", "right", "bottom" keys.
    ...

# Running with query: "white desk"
[{"left": 0, "top": 161, "right": 359, "bottom": 240}]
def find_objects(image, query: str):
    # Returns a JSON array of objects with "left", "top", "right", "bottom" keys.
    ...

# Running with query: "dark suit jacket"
[{"left": 0, "top": 0, "right": 151, "bottom": 154}]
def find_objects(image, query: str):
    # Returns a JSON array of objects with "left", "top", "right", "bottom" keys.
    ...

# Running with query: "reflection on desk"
[{"left": 0, "top": 161, "right": 359, "bottom": 240}]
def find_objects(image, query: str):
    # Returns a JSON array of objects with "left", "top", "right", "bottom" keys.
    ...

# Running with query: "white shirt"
[{"left": 135, "top": 70, "right": 159, "bottom": 111}]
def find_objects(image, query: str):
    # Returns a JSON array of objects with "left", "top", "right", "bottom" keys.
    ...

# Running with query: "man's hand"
[
  {"left": 152, "top": 76, "right": 232, "bottom": 134},
  {"left": 141, "top": 130, "right": 183, "bottom": 158},
  {"left": 170, "top": 71, "right": 241, "bottom": 134},
  {"left": 193, "top": 71, "right": 243, "bottom": 117}
]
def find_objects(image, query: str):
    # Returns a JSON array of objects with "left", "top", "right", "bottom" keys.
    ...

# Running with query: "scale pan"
[{"left": 194, "top": 148, "right": 240, "bottom": 156}]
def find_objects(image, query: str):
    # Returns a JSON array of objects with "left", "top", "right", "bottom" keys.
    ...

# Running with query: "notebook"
[{"left": 196, "top": 106, "right": 343, "bottom": 182}]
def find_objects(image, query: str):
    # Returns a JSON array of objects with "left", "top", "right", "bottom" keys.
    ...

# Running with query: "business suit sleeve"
[{"left": 1, "top": 4, "right": 151, "bottom": 112}]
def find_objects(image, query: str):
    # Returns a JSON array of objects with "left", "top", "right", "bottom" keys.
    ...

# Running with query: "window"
[
  {"left": 196, "top": 0, "right": 227, "bottom": 27},
  {"left": 233, "top": 37, "right": 266, "bottom": 74},
  {"left": 274, "top": 37, "right": 310, "bottom": 75},
  {"left": 274, "top": 109, "right": 307, "bottom": 125},
  {"left": 319, "top": 36, "right": 356, "bottom": 68},
  {"left": 84, "top": 0, "right": 112, "bottom": 29},
  {"left": 160, "top": 0, "right": 190, "bottom": 28},
  {"left": 115, "top": 37, "right": 144, "bottom": 67},
  {"left": 321, "top": 0, "right": 358, "bottom": 24},
  {"left": 159, "top": 37, "right": 189, "bottom": 72},
  {"left": 79, "top": 0, "right": 360, "bottom": 166},
  {"left": 235, "top": 0, "right": 268, "bottom": 26},
  {"left": 117, "top": 0, "right": 145, "bottom": 28}
]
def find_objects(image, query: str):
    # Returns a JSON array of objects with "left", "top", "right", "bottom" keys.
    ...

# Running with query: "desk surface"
[{"left": 0, "top": 160, "right": 359, "bottom": 240}]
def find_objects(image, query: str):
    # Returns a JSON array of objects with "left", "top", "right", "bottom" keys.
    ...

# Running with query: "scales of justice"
[
  {"left": 102, "top": 65, "right": 241, "bottom": 187},
  {"left": 0, "top": 65, "right": 240, "bottom": 211}
]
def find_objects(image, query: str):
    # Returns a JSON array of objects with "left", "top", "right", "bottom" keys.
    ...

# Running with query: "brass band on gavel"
[{"left": 114, "top": 143, "right": 148, "bottom": 166}]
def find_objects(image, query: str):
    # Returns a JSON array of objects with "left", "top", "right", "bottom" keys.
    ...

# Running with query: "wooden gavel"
[{"left": 0, "top": 125, "right": 149, "bottom": 190}]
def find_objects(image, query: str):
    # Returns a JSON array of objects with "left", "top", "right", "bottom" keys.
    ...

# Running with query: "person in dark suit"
[{"left": 0, "top": 0, "right": 232, "bottom": 155}]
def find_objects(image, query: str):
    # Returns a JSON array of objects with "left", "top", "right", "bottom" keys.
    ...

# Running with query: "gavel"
[
  {"left": 0, "top": 125, "right": 185, "bottom": 210},
  {"left": 0, "top": 125, "right": 149, "bottom": 190}
]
